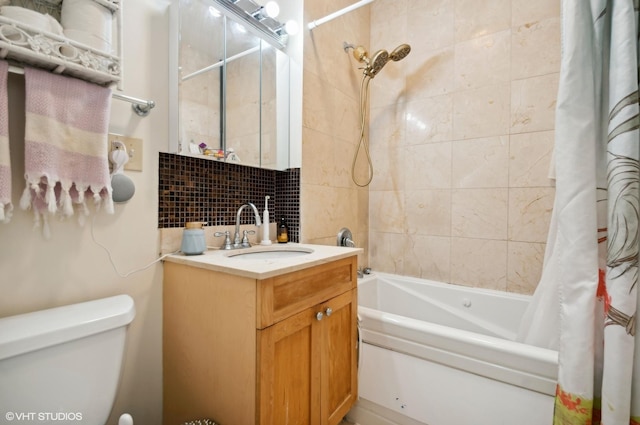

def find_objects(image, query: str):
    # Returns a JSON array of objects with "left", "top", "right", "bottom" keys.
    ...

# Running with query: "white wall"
[{"left": 0, "top": 1, "right": 170, "bottom": 423}]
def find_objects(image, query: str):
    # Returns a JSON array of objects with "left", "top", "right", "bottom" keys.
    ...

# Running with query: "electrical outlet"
[{"left": 108, "top": 134, "right": 143, "bottom": 171}]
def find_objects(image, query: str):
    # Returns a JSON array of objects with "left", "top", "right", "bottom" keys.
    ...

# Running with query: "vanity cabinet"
[{"left": 163, "top": 255, "right": 358, "bottom": 425}]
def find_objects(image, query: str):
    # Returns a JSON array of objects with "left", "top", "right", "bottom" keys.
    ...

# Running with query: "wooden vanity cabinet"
[{"left": 163, "top": 256, "right": 358, "bottom": 425}]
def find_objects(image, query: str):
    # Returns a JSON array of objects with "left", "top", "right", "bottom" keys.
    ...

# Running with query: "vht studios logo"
[{"left": 5, "top": 412, "right": 83, "bottom": 421}]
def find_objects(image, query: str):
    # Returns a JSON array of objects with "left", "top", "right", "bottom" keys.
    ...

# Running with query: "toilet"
[{"left": 0, "top": 295, "right": 136, "bottom": 425}]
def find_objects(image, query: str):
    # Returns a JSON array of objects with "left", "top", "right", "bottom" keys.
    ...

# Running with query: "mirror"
[{"left": 169, "top": 0, "right": 302, "bottom": 171}]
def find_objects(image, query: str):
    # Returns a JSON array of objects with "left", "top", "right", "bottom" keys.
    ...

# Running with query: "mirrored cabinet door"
[
  {"left": 178, "top": 1, "right": 224, "bottom": 154},
  {"left": 173, "top": 0, "right": 296, "bottom": 171},
  {"left": 225, "top": 25, "right": 261, "bottom": 167}
]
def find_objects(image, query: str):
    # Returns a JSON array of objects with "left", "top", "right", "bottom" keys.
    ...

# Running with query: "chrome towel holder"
[
  {"left": 112, "top": 92, "right": 155, "bottom": 117},
  {"left": 7, "top": 64, "right": 155, "bottom": 117}
]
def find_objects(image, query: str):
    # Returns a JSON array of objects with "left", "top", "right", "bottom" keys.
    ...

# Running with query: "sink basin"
[{"left": 225, "top": 246, "right": 314, "bottom": 260}]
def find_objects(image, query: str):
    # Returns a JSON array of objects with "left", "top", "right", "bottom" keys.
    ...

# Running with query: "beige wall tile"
[
  {"left": 370, "top": 0, "right": 408, "bottom": 49},
  {"left": 370, "top": 104, "right": 406, "bottom": 148},
  {"left": 403, "top": 235, "right": 451, "bottom": 281},
  {"left": 404, "top": 142, "right": 452, "bottom": 189},
  {"left": 301, "top": 127, "right": 333, "bottom": 186},
  {"left": 370, "top": 60, "right": 410, "bottom": 108},
  {"left": 302, "top": 70, "right": 334, "bottom": 135},
  {"left": 452, "top": 188, "right": 508, "bottom": 239},
  {"left": 332, "top": 135, "right": 360, "bottom": 189},
  {"left": 454, "top": 0, "right": 511, "bottom": 41},
  {"left": 405, "top": 189, "right": 452, "bottom": 236},
  {"left": 451, "top": 238, "right": 508, "bottom": 290},
  {"left": 301, "top": 183, "right": 338, "bottom": 241},
  {"left": 406, "top": 47, "right": 455, "bottom": 102},
  {"left": 452, "top": 136, "right": 509, "bottom": 188},
  {"left": 512, "top": 0, "right": 561, "bottom": 28},
  {"left": 407, "top": 0, "right": 455, "bottom": 52},
  {"left": 405, "top": 94, "right": 454, "bottom": 145},
  {"left": 453, "top": 83, "right": 511, "bottom": 139},
  {"left": 369, "top": 231, "right": 407, "bottom": 274},
  {"left": 370, "top": 143, "right": 405, "bottom": 191},
  {"left": 332, "top": 87, "right": 362, "bottom": 145},
  {"left": 509, "top": 131, "right": 555, "bottom": 187},
  {"left": 370, "top": 190, "right": 406, "bottom": 233},
  {"left": 455, "top": 30, "right": 511, "bottom": 90},
  {"left": 301, "top": 184, "right": 363, "bottom": 242},
  {"left": 508, "top": 187, "right": 555, "bottom": 242},
  {"left": 507, "top": 241, "right": 545, "bottom": 294},
  {"left": 511, "top": 72, "right": 559, "bottom": 134},
  {"left": 512, "top": 18, "right": 561, "bottom": 80}
]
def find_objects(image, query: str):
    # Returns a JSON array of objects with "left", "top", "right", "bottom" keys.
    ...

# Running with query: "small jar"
[
  {"left": 277, "top": 217, "right": 289, "bottom": 243},
  {"left": 181, "top": 222, "right": 206, "bottom": 255}
]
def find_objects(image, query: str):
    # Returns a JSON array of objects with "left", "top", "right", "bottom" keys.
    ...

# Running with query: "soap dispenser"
[{"left": 277, "top": 217, "right": 289, "bottom": 243}]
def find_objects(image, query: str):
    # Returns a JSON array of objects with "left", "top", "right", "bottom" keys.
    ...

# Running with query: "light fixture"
[
  {"left": 217, "top": 0, "right": 296, "bottom": 46},
  {"left": 252, "top": 1, "right": 279, "bottom": 20},
  {"left": 275, "top": 19, "right": 299, "bottom": 37},
  {"left": 284, "top": 19, "right": 299, "bottom": 35},
  {"left": 264, "top": 1, "right": 279, "bottom": 18}
]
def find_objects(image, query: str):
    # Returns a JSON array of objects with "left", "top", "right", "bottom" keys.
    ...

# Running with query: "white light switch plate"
[{"left": 108, "top": 133, "right": 143, "bottom": 171}]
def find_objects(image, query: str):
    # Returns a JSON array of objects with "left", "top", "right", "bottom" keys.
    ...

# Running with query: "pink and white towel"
[
  {"left": 0, "top": 61, "right": 10, "bottom": 223},
  {"left": 20, "top": 67, "right": 113, "bottom": 236}
]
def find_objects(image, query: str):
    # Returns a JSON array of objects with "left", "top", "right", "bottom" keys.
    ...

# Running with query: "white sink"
[{"left": 225, "top": 246, "right": 314, "bottom": 260}]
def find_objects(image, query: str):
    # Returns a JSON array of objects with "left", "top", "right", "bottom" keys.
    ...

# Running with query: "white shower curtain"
[{"left": 516, "top": 0, "right": 640, "bottom": 424}]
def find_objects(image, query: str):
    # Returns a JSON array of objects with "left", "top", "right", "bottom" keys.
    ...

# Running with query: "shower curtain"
[{"left": 517, "top": 0, "right": 640, "bottom": 424}]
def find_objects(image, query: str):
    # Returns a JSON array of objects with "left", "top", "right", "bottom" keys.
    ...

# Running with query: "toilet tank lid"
[{"left": 0, "top": 295, "right": 136, "bottom": 361}]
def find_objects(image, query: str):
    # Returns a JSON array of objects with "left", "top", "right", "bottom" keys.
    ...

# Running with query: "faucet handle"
[
  {"left": 214, "top": 231, "right": 232, "bottom": 250},
  {"left": 242, "top": 230, "right": 256, "bottom": 248}
]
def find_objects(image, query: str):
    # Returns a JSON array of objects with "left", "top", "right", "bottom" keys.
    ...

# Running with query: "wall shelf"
[{"left": 0, "top": 0, "right": 121, "bottom": 86}]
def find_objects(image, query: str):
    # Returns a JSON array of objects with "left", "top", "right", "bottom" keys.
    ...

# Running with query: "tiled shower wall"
[
  {"left": 367, "top": 0, "right": 560, "bottom": 294},
  {"left": 158, "top": 152, "right": 300, "bottom": 242},
  {"left": 300, "top": 0, "right": 371, "bottom": 261}
]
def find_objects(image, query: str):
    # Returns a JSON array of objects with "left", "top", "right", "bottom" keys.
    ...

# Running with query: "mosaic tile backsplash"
[{"left": 158, "top": 153, "right": 300, "bottom": 242}]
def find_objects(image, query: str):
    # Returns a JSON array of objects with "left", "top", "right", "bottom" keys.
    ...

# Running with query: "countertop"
[{"left": 163, "top": 243, "right": 363, "bottom": 279}]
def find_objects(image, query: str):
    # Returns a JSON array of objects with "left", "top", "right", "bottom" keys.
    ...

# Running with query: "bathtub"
[{"left": 346, "top": 272, "right": 558, "bottom": 425}]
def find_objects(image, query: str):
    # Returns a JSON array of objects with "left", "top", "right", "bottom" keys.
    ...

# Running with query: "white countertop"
[{"left": 163, "top": 243, "right": 363, "bottom": 279}]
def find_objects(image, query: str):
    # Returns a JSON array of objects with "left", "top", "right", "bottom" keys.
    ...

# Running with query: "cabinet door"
[
  {"left": 258, "top": 307, "right": 322, "bottom": 425},
  {"left": 321, "top": 289, "right": 358, "bottom": 425}
]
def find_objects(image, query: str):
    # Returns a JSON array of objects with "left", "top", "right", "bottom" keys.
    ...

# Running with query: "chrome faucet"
[{"left": 233, "top": 202, "right": 262, "bottom": 248}]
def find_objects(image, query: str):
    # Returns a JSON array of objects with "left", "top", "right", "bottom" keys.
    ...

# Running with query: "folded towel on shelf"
[
  {"left": 0, "top": 60, "right": 10, "bottom": 223},
  {"left": 20, "top": 67, "right": 113, "bottom": 236}
]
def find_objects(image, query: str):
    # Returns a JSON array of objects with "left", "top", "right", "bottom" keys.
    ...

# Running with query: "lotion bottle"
[{"left": 260, "top": 195, "right": 272, "bottom": 245}]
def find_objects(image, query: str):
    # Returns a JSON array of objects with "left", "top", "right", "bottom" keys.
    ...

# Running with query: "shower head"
[
  {"left": 345, "top": 42, "right": 410, "bottom": 78},
  {"left": 365, "top": 49, "right": 390, "bottom": 77},
  {"left": 389, "top": 43, "right": 411, "bottom": 61}
]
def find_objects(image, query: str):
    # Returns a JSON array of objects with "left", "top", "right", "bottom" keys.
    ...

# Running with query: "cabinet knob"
[
  {"left": 325, "top": 307, "right": 333, "bottom": 317},
  {"left": 316, "top": 312, "right": 324, "bottom": 321}
]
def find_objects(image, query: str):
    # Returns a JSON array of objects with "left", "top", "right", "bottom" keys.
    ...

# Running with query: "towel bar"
[
  {"left": 7, "top": 64, "right": 155, "bottom": 117},
  {"left": 112, "top": 92, "right": 155, "bottom": 117}
]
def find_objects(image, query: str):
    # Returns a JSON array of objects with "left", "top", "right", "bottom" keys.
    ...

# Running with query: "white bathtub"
[{"left": 347, "top": 272, "right": 558, "bottom": 425}]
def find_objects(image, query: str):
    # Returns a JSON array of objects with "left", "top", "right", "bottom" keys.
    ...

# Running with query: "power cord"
[{"left": 91, "top": 216, "right": 179, "bottom": 278}]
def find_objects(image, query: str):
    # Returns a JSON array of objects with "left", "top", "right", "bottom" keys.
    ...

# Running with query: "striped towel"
[
  {"left": 20, "top": 67, "right": 113, "bottom": 236},
  {"left": 0, "top": 61, "right": 9, "bottom": 223}
]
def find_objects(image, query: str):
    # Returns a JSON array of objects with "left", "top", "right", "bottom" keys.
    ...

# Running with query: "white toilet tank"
[{"left": 0, "top": 295, "right": 135, "bottom": 425}]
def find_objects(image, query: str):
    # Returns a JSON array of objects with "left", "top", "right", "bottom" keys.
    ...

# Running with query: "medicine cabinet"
[{"left": 168, "top": 0, "right": 302, "bottom": 171}]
